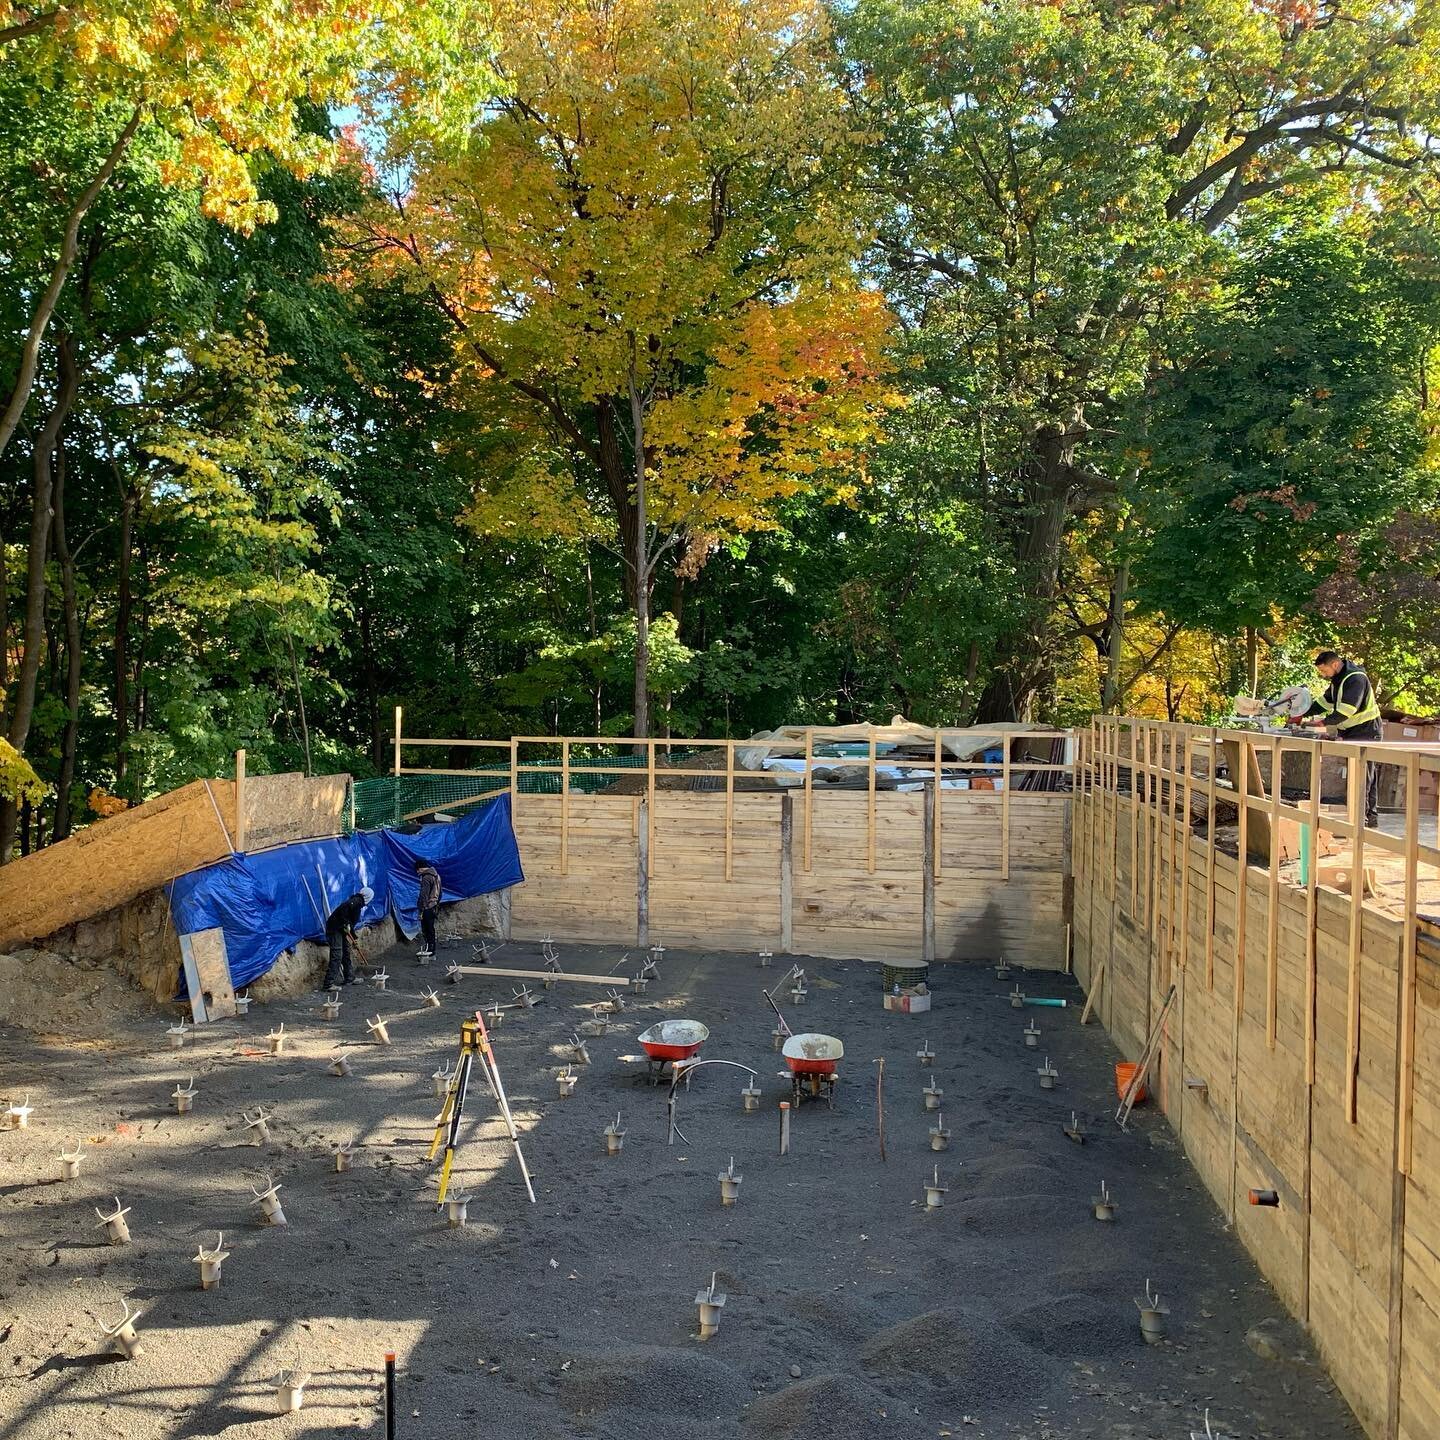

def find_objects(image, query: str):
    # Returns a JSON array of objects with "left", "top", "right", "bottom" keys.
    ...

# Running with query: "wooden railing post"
[
  {"left": 1399, "top": 752, "right": 1419, "bottom": 1173},
  {"left": 803, "top": 729, "right": 813, "bottom": 873},
  {"left": 933, "top": 729, "right": 943, "bottom": 880},
  {"left": 1267, "top": 734, "right": 1282, "bottom": 1048},
  {"left": 1345, "top": 749, "right": 1364, "bottom": 1124},
  {"left": 646, "top": 738, "right": 656, "bottom": 880},
  {"left": 867, "top": 734, "right": 877, "bottom": 875},
  {"left": 560, "top": 740, "right": 570, "bottom": 877},
  {"left": 724, "top": 739, "right": 734, "bottom": 882},
  {"left": 1001, "top": 733, "right": 1011, "bottom": 881},
  {"left": 234, "top": 749, "right": 247, "bottom": 854}
]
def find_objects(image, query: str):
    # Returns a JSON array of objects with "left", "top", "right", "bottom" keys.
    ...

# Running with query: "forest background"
[{"left": 3, "top": 0, "right": 1440, "bottom": 857}]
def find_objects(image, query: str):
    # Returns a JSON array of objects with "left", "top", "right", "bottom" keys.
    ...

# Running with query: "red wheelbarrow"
[
  {"left": 782, "top": 1032, "right": 843, "bottom": 1108},
  {"left": 635, "top": 1019, "right": 709, "bottom": 1085}
]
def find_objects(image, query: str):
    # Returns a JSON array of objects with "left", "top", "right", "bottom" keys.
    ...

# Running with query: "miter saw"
[{"left": 1229, "top": 685, "right": 1313, "bottom": 730}]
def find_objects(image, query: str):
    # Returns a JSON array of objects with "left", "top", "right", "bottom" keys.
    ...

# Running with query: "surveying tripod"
[{"left": 428, "top": 1009, "right": 536, "bottom": 1204}]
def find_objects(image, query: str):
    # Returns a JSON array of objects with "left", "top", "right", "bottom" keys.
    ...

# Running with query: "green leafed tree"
[
  {"left": 1136, "top": 214, "right": 1439, "bottom": 637},
  {"left": 842, "top": 0, "right": 1440, "bottom": 719}
]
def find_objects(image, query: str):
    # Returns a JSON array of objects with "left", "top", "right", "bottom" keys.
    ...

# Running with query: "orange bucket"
[{"left": 1115, "top": 1061, "right": 1148, "bottom": 1105}]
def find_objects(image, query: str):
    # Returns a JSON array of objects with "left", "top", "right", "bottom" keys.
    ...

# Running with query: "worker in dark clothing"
[
  {"left": 1299, "top": 650, "right": 1383, "bottom": 828},
  {"left": 415, "top": 859, "right": 442, "bottom": 960},
  {"left": 322, "top": 886, "right": 373, "bottom": 989}
]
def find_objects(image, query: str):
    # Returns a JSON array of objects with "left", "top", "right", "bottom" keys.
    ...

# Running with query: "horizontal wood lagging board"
[
  {"left": 1309, "top": 1219, "right": 1390, "bottom": 1437},
  {"left": 1401, "top": 1032, "right": 1440, "bottom": 1440},
  {"left": 1233, "top": 1122, "right": 1307, "bottom": 1311},
  {"left": 512, "top": 795, "right": 638, "bottom": 944},
  {"left": 650, "top": 795, "right": 784, "bottom": 948},
  {"left": 1072, "top": 735, "right": 1439, "bottom": 1440},
  {"left": 791, "top": 793, "right": 923, "bottom": 960},
  {"left": 932, "top": 873, "right": 1063, "bottom": 967}
]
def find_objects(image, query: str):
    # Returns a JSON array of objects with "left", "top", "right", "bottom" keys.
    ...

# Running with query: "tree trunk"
[
  {"left": 278, "top": 570, "right": 313, "bottom": 777},
  {"left": 0, "top": 109, "right": 140, "bottom": 463},
  {"left": 360, "top": 606, "right": 385, "bottom": 772},
  {"left": 972, "top": 416, "right": 1084, "bottom": 722},
  {"left": 0, "top": 332, "right": 79, "bottom": 862},
  {"left": 0, "top": 515, "right": 8, "bottom": 705},
  {"left": 53, "top": 429, "right": 82, "bottom": 840},
  {"left": 624, "top": 374, "right": 653, "bottom": 740},
  {"left": 1100, "top": 559, "right": 1129, "bottom": 714},
  {"left": 114, "top": 483, "right": 134, "bottom": 788},
  {"left": 134, "top": 534, "right": 150, "bottom": 738},
  {"left": 1245, "top": 626, "right": 1259, "bottom": 693}
]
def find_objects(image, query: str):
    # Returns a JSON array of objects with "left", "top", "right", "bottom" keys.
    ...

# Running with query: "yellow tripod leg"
[
  {"left": 435, "top": 1147, "right": 456, "bottom": 1204},
  {"left": 428, "top": 1085, "right": 456, "bottom": 1161}
]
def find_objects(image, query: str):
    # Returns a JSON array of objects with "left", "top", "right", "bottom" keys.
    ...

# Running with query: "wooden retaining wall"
[
  {"left": 1073, "top": 720, "right": 1440, "bottom": 1440},
  {"left": 506, "top": 788, "right": 1071, "bottom": 967}
]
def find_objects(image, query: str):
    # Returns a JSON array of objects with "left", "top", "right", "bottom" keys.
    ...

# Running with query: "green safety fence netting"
[{"left": 348, "top": 752, "right": 701, "bottom": 832}]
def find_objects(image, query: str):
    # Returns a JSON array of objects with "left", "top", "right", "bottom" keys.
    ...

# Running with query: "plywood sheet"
[
  {"left": 0, "top": 779, "right": 236, "bottom": 950},
  {"left": 179, "top": 927, "right": 236, "bottom": 1022}
]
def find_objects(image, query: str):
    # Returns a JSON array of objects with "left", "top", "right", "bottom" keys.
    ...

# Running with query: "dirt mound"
[
  {"left": 951, "top": 1192, "right": 1075, "bottom": 1237},
  {"left": 861, "top": 1310, "right": 1059, "bottom": 1406},
  {"left": 1007, "top": 1292, "right": 1134, "bottom": 1358},
  {"left": 561, "top": 1345, "right": 751, "bottom": 1421},
  {"left": 0, "top": 948, "right": 155, "bottom": 1037},
  {"left": 746, "top": 1372, "right": 928, "bottom": 1440}
]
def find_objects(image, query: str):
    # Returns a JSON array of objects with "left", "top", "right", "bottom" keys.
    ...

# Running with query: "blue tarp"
[{"left": 167, "top": 794, "right": 523, "bottom": 988}]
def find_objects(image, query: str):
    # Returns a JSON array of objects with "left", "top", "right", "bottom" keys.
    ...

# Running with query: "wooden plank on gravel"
[{"left": 455, "top": 965, "right": 627, "bottom": 986}]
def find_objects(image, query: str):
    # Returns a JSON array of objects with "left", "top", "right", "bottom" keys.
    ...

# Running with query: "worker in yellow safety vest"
[{"left": 1294, "top": 650, "right": 1383, "bottom": 827}]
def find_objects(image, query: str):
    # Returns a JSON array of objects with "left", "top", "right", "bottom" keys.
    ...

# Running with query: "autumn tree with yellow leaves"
[
  {"left": 0, "top": 0, "right": 489, "bottom": 462},
  {"left": 367, "top": 0, "right": 894, "bottom": 733}
]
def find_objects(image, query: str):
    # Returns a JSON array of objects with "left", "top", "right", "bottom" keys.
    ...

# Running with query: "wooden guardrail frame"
[
  {"left": 390, "top": 712, "right": 1072, "bottom": 886},
  {"left": 1077, "top": 715, "right": 1440, "bottom": 1168}
]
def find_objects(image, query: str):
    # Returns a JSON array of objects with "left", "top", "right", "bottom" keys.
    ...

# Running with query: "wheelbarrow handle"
[{"left": 763, "top": 986, "right": 793, "bottom": 1036}]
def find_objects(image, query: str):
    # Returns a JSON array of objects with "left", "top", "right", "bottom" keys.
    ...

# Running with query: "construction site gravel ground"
[{"left": 1, "top": 939, "right": 1364, "bottom": 1440}]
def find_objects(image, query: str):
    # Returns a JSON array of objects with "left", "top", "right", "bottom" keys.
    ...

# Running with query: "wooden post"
[
  {"left": 1145, "top": 725, "right": 1157, "bottom": 934},
  {"left": 1267, "top": 735, "right": 1281, "bottom": 1049},
  {"left": 1305, "top": 744, "right": 1321, "bottom": 1086},
  {"left": 922, "top": 781, "right": 936, "bottom": 964},
  {"left": 724, "top": 739, "right": 734, "bottom": 882},
  {"left": 932, "top": 729, "right": 943, "bottom": 880},
  {"left": 803, "top": 729, "right": 813, "bottom": 873},
  {"left": 867, "top": 735, "right": 877, "bottom": 875},
  {"left": 1235, "top": 733, "right": 1250, "bottom": 1017},
  {"left": 1346, "top": 751, "right": 1363, "bottom": 1124},
  {"left": 1400, "top": 753, "right": 1420, "bottom": 1173},
  {"left": 1109, "top": 718, "right": 1120, "bottom": 901},
  {"left": 779, "top": 793, "right": 794, "bottom": 955},
  {"left": 646, "top": 739, "right": 656, "bottom": 881},
  {"left": 510, "top": 735, "right": 520, "bottom": 827},
  {"left": 1167, "top": 730, "right": 1180, "bottom": 959},
  {"left": 1130, "top": 723, "right": 1140, "bottom": 919},
  {"left": 1229, "top": 732, "right": 1251, "bottom": 1223},
  {"left": 1152, "top": 727, "right": 1164, "bottom": 944},
  {"left": 1001, "top": 733, "right": 1011, "bottom": 881},
  {"left": 234, "top": 749, "right": 247, "bottom": 854},
  {"left": 560, "top": 740, "right": 570, "bottom": 877},
  {"left": 637, "top": 797, "right": 650, "bottom": 948},
  {"left": 1179, "top": 735, "right": 1192, "bottom": 972},
  {"left": 1205, "top": 727, "right": 1218, "bottom": 991},
  {"left": 393, "top": 706, "right": 403, "bottom": 777}
]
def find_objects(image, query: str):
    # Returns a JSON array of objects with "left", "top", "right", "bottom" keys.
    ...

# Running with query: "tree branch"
[{"left": 0, "top": 8, "right": 57, "bottom": 43}]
